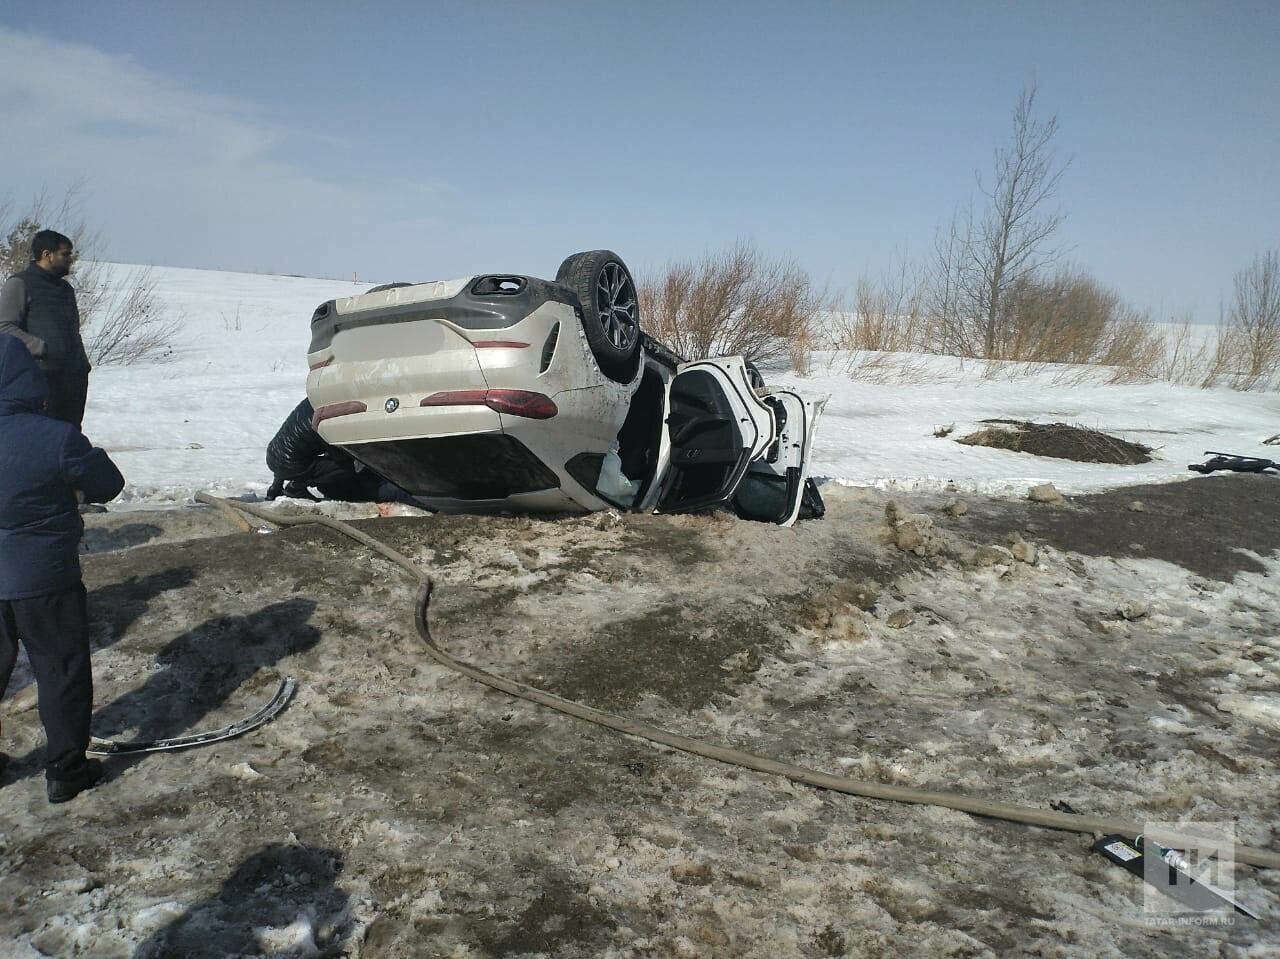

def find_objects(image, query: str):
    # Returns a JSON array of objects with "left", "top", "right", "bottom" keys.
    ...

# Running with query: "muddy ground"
[{"left": 2, "top": 476, "right": 1278, "bottom": 958}]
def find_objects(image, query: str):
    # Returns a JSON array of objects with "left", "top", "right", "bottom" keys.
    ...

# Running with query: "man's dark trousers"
[
  {"left": 41, "top": 369, "right": 88, "bottom": 428},
  {"left": 0, "top": 585, "right": 92, "bottom": 777}
]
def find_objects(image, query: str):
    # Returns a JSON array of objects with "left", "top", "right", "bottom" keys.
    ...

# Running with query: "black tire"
[{"left": 556, "top": 250, "right": 642, "bottom": 382}]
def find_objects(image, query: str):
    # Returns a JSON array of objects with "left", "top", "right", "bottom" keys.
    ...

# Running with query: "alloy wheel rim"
[{"left": 596, "top": 262, "right": 638, "bottom": 351}]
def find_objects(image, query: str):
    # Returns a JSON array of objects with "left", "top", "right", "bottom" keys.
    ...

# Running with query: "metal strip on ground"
[{"left": 87, "top": 678, "right": 296, "bottom": 756}]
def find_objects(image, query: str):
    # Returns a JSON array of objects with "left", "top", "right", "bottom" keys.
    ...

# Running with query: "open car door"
[
  {"left": 731, "top": 390, "right": 825, "bottom": 526},
  {"left": 656, "top": 357, "right": 776, "bottom": 514}
]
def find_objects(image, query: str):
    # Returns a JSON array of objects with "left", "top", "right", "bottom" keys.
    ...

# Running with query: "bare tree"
[
  {"left": 1223, "top": 250, "right": 1280, "bottom": 388},
  {"left": 930, "top": 83, "right": 1070, "bottom": 358},
  {"left": 0, "top": 190, "right": 178, "bottom": 366}
]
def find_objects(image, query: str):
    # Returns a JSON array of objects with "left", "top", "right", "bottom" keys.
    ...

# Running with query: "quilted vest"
[{"left": 16, "top": 263, "right": 89, "bottom": 371}]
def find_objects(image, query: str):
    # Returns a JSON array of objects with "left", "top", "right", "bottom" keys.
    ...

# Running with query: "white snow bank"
[{"left": 78, "top": 265, "right": 1280, "bottom": 507}]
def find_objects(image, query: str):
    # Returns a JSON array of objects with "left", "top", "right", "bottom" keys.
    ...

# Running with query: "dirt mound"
[{"left": 957, "top": 419, "right": 1153, "bottom": 464}]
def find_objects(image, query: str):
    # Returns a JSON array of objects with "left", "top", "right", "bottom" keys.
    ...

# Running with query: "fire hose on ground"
[{"left": 195, "top": 492, "right": 1280, "bottom": 871}]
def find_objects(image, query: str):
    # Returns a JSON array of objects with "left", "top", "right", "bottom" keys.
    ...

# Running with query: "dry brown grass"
[{"left": 841, "top": 351, "right": 935, "bottom": 384}]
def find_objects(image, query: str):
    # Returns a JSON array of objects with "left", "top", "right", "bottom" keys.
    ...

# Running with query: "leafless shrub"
[
  {"left": 838, "top": 257, "right": 928, "bottom": 354},
  {"left": 1000, "top": 270, "right": 1114, "bottom": 363},
  {"left": 1198, "top": 319, "right": 1243, "bottom": 389},
  {"left": 788, "top": 323, "right": 814, "bottom": 375},
  {"left": 0, "top": 189, "right": 177, "bottom": 366},
  {"left": 81, "top": 267, "right": 179, "bottom": 366},
  {"left": 1150, "top": 313, "right": 1214, "bottom": 385},
  {"left": 1222, "top": 250, "right": 1280, "bottom": 389},
  {"left": 1120, "top": 309, "right": 1280, "bottom": 392},
  {"left": 638, "top": 242, "right": 824, "bottom": 368},
  {"left": 1096, "top": 318, "right": 1165, "bottom": 384},
  {"left": 1196, "top": 299, "right": 1276, "bottom": 392},
  {"left": 971, "top": 268, "right": 1164, "bottom": 382}
]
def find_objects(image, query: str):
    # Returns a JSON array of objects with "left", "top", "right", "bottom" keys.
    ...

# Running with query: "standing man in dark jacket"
[
  {"left": 0, "top": 229, "right": 93, "bottom": 427},
  {"left": 0, "top": 334, "right": 123, "bottom": 802}
]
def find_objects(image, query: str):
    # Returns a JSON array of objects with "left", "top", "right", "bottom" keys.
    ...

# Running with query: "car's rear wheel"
[{"left": 556, "top": 250, "right": 642, "bottom": 383}]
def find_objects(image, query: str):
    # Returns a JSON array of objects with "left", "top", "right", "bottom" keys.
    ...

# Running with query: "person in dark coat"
[
  {"left": 0, "top": 229, "right": 93, "bottom": 427},
  {"left": 265, "top": 397, "right": 413, "bottom": 504},
  {"left": 0, "top": 334, "right": 124, "bottom": 802}
]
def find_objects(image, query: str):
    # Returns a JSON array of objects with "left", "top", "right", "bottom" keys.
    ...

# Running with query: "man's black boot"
[
  {"left": 282, "top": 481, "right": 319, "bottom": 501},
  {"left": 47, "top": 759, "right": 104, "bottom": 804}
]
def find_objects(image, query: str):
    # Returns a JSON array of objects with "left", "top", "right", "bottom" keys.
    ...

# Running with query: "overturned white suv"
[{"left": 305, "top": 250, "right": 824, "bottom": 525}]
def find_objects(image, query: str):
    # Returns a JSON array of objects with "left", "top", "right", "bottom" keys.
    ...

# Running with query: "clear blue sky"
[{"left": 1, "top": 1, "right": 1276, "bottom": 321}]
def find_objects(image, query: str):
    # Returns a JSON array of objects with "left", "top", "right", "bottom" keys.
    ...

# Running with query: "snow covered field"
[
  {"left": 83, "top": 263, "right": 1280, "bottom": 505},
  {"left": 2, "top": 264, "right": 1278, "bottom": 956},
  {"left": 85, "top": 265, "right": 369, "bottom": 506}
]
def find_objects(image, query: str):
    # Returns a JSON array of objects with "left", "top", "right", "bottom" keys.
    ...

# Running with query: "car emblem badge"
[{"left": 385, "top": 398, "right": 400, "bottom": 413}]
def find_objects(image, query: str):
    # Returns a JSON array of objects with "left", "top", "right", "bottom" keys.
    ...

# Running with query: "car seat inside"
[{"left": 609, "top": 364, "right": 666, "bottom": 503}]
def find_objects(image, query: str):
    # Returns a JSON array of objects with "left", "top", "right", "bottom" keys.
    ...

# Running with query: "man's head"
[{"left": 31, "top": 229, "right": 76, "bottom": 278}]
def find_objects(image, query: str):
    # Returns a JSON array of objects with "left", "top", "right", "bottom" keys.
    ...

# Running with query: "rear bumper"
[
  {"left": 316, "top": 403, "right": 502, "bottom": 446},
  {"left": 344, "top": 433, "right": 561, "bottom": 500}
]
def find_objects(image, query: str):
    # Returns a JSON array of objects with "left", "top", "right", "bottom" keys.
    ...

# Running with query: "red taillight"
[
  {"left": 420, "top": 389, "right": 558, "bottom": 419},
  {"left": 309, "top": 356, "right": 334, "bottom": 370},
  {"left": 420, "top": 390, "right": 489, "bottom": 408},
  {"left": 311, "top": 400, "right": 367, "bottom": 429},
  {"left": 484, "top": 389, "right": 558, "bottom": 418}
]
